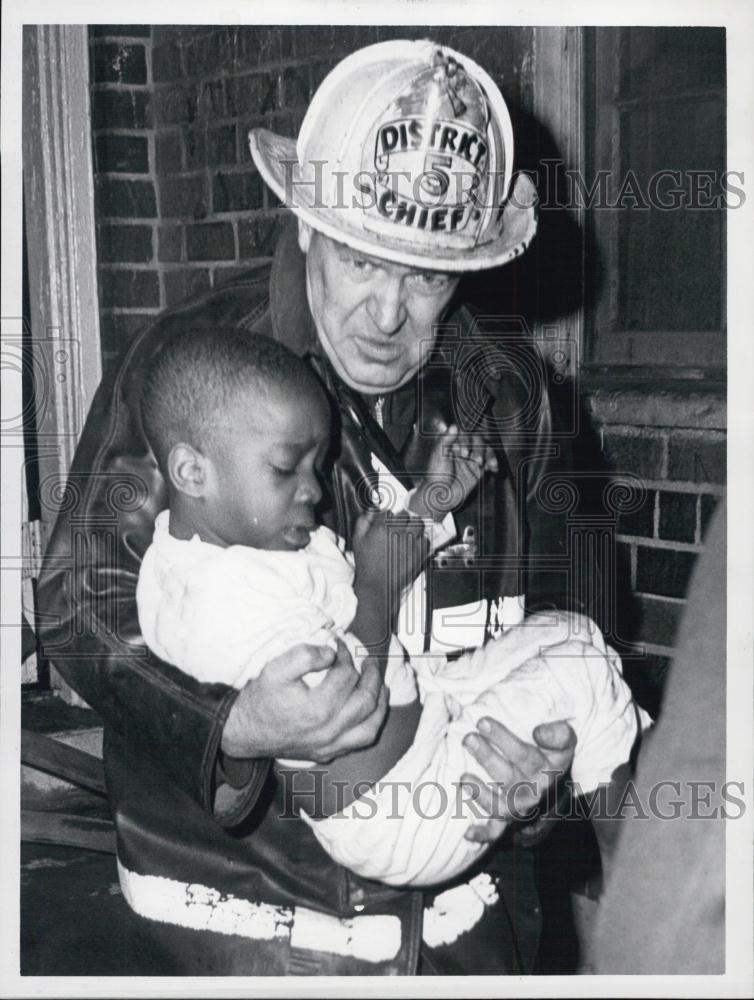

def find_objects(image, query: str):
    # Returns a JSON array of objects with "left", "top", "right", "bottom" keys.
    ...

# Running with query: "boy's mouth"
[{"left": 281, "top": 524, "right": 314, "bottom": 549}]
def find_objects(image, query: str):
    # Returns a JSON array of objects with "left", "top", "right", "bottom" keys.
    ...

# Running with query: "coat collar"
[{"left": 269, "top": 213, "right": 318, "bottom": 358}]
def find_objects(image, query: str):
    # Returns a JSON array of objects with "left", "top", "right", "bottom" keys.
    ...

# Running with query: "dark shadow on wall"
[{"left": 460, "top": 109, "right": 603, "bottom": 326}]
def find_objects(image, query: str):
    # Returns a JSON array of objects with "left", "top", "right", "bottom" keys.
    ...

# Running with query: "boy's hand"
[
  {"left": 408, "top": 422, "right": 498, "bottom": 522},
  {"left": 352, "top": 508, "right": 429, "bottom": 610}
]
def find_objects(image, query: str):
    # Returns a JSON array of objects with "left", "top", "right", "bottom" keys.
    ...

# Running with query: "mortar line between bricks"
[
  {"left": 99, "top": 264, "right": 163, "bottom": 271},
  {"left": 157, "top": 261, "right": 227, "bottom": 268},
  {"left": 91, "top": 82, "right": 151, "bottom": 91},
  {"left": 96, "top": 172, "right": 159, "bottom": 182},
  {"left": 89, "top": 33, "right": 153, "bottom": 40},
  {"left": 92, "top": 129, "right": 162, "bottom": 138},
  {"left": 611, "top": 480, "right": 726, "bottom": 495},
  {"left": 158, "top": 269, "right": 167, "bottom": 311},
  {"left": 97, "top": 218, "right": 164, "bottom": 226},
  {"left": 166, "top": 58, "right": 335, "bottom": 86},
  {"left": 660, "top": 434, "right": 669, "bottom": 479},
  {"left": 694, "top": 495, "right": 702, "bottom": 545},
  {"left": 195, "top": 165, "right": 262, "bottom": 174},
  {"left": 152, "top": 265, "right": 243, "bottom": 283},
  {"left": 192, "top": 213, "right": 285, "bottom": 224},
  {"left": 601, "top": 424, "right": 725, "bottom": 436},
  {"left": 154, "top": 113, "right": 309, "bottom": 127},
  {"left": 214, "top": 257, "right": 271, "bottom": 268},
  {"left": 144, "top": 32, "right": 154, "bottom": 90},
  {"left": 651, "top": 491, "right": 659, "bottom": 538},
  {"left": 102, "top": 308, "right": 162, "bottom": 316}
]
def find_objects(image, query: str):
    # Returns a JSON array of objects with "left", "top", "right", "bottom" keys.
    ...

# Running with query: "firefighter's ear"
[{"left": 168, "top": 442, "right": 210, "bottom": 498}]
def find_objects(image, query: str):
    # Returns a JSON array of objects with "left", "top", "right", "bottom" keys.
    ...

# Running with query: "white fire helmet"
[{"left": 249, "top": 39, "right": 537, "bottom": 272}]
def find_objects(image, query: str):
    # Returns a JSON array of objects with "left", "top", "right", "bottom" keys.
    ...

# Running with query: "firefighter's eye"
[
  {"left": 349, "top": 256, "right": 376, "bottom": 275},
  {"left": 408, "top": 271, "right": 453, "bottom": 294}
]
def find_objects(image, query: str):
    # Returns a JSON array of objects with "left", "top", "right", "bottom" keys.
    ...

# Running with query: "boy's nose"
[{"left": 297, "top": 471, "right": 322, "bottom": 506}]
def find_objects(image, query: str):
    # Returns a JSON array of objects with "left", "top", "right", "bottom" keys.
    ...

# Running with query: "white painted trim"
[
  {"left": 421, "top": 872, "right": 500, "bottom": 949},
  {"left": 22, "top": 25, "right": 101, "bottom": 701},
  {"left": 117, "top": 860, "right": 403, "bottom": 964},
  {"left": 22, "top": 25, "right": 101, "bottom": 486}
]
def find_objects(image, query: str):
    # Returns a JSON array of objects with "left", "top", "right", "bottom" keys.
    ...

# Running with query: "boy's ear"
[
  {"left": 297, "top": 217, "right": 313, "bottom": 255},
  {"left": 167, "top": 442, "right": 209, "bottom": 498}
]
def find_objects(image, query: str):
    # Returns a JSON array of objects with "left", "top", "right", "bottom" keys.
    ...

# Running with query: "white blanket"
[{"left": 303, "top": 613, "right": 652, "bottom": 886}]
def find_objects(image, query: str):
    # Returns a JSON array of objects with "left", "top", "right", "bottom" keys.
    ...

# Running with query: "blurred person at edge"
[
  {"left": 591, "top": 501, "right": 727, "bottom": 975},
  {"left": 37, "top": 40, "right": 601, "bottom": 975}
]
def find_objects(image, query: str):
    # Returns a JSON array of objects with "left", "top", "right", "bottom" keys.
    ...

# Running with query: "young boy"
[{"left": 137, "top": 326, "right": 650, "bottom": 887}]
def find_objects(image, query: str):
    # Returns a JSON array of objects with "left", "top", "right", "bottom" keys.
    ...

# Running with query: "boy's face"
[{"left": 204, "top": 383, "right": 331, "bottom": 551}]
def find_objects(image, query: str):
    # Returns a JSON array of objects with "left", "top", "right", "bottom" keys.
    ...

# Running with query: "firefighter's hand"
[
  {"left": 461, "top": 719, "right": 576, "bottom": 843},
  {"left": 221, "top": 639, "right": 388, "bottom": 762}
]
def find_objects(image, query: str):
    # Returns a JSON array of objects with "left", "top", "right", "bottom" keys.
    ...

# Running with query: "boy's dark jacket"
[{"left": 37, "top": 216, "right": 578, "bottom": 974}]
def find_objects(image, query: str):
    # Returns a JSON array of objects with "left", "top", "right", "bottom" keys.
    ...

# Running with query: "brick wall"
[
  {"left": 150, "top": 24, "right": 312, "bottom": 310},
  {"left": 586, "top": 382, "right": 726, "bottom": 713},
  {"left": 89, "top": 26, "right": 161, "bottom": 372}
]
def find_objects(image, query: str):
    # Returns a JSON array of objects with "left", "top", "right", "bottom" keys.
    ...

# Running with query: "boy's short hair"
[{"left": 141, "top": 326, "right": 324, "bottom": 471}]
